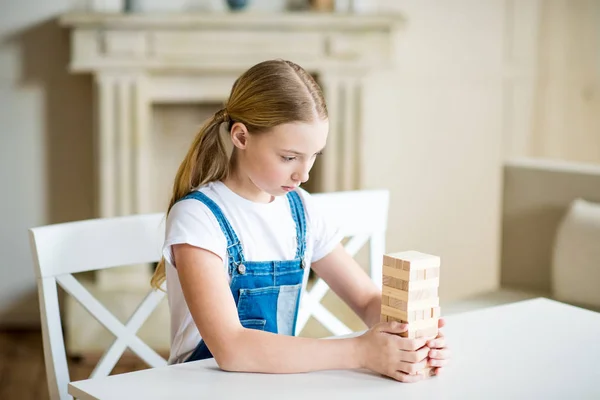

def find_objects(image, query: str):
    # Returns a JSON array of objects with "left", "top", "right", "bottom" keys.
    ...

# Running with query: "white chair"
[
  {"left": 295, "top": 189, "right": 390, "bottom": 336},
  {"left": 29, "top": 213, "right": 168, "bottom": 400}
]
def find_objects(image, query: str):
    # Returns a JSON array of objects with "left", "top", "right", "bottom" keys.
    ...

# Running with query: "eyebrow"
[{"left": 282, "top": 148, "right": 325, "bottom": 156}]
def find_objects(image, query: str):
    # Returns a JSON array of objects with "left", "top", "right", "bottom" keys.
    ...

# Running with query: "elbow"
[
  {"left": 213, "top": 349, "right": 240, "bottom": 372},
  {"left": 206, "top": 327, "right": 259, "bottom": 372},
  {"left": 210, "top": 336, "right": 247, "bottom": 372}
]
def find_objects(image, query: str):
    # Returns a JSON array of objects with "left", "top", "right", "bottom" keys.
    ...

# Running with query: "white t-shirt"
[{"left": 163, "top": 181, "right": 342, "bottom": 364}]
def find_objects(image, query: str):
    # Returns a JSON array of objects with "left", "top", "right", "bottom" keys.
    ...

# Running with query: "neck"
[{"left": 223, "top": 157, "right": 273, "bottom": 204}]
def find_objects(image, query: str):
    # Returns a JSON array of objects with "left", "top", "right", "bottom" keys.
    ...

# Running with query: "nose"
[{"left": 292, "top": 164, "right": 310, "bottom": 184}]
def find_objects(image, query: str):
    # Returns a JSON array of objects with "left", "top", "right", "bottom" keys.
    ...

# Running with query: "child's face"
[{"left": 243, "top": 119, "right": 329, "bottom": 197}]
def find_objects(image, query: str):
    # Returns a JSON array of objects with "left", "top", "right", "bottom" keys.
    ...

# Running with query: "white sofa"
[{"left": 501, "top": 158, "right": 600, "bottom": 311}]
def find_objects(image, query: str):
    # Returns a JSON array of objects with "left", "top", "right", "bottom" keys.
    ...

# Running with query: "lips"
[{"left": 282, "top": 186, "right": 297, "bottom": 191}]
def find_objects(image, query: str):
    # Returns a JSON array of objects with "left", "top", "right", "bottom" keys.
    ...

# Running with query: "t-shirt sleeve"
[
  {"left": 162, "top": 198, "right": 227, "bottom": 268},
  {"left": 297, "top": 188, "right": 343, "bottom": 263}
]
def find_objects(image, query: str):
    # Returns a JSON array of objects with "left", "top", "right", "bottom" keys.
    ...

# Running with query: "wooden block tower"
[{"left": 380, "top": 251, "right": 441, "bottom": 340}]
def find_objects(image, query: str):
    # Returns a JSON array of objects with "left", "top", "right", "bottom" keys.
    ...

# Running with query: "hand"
[
  {"left": 356, "top": 321, "right": 431, "bottom": 383},
  {"left": 426, "top": 318, "right": 451, "bottom": 375}
]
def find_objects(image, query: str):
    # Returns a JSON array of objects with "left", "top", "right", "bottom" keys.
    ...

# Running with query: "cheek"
[{"left": 250, "top": 155, "right": 286, "bottom": 181}]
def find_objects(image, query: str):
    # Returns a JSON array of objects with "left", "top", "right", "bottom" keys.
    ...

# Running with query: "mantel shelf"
[{"left": 59, "top": 11, "right": 404, "bottom": 31}]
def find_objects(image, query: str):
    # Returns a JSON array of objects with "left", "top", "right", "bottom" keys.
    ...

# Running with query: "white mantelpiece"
[
  {"left": 60, "top": 12, "right": 402, "bottom": 203},
  {"left": 60, "top": 11, "right": 402, "bottom": 356}
]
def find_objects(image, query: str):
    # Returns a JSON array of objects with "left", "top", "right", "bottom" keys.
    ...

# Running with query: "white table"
[{"left": 69, "top": 298, "right": 600, "bottom": 399}]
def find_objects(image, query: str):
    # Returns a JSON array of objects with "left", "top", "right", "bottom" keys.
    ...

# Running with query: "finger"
[
  {"left": 429, "top": 348, "right": 451, "bottom": 360},
  {"left": 397, "top": 359, "right": 428, "bottom": 375},
  {"left": 432, "top": 367, "right": 442, "bottom": 376},
  {"left": 438, "top": 318, "right": 446, "bottom": 329},
  {"left": 380, "top": 321, "right": 408, "bottom": 335},
  {"left": 390, "top": 370, "right": 425, "bottom": 383},
  {"left": 427, "top": 337, "right": 446, "bottom": 349},
  {"left": 428, "top": 358, "right": 450, "bottom": 368},
  {"left": 393, "top": 335, "right": 428, "bottom": 351},
  {"left": 399, "top": 346, "right": 430, "bottom": 363}
]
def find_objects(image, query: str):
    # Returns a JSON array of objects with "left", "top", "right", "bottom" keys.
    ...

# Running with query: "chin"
[
  {"left": 265, "top": 186, "right": 287, "bottom": 196},
  {"left": 256, "top": 185, "right": 285, "bottom": 197}
]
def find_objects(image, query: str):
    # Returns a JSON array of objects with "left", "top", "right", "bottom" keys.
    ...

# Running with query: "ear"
[{"left": 230, "top": 122, "right": 249, "bottom": 150}]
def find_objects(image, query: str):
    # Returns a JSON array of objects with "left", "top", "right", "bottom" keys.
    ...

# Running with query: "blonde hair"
[{"left": 151, "top": 59, "right": 328, "bottom": 290}]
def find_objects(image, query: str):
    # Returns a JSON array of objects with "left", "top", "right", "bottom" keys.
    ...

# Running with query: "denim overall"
[{"left": 181, "top": 190, "right": 307, "bottom": 362}]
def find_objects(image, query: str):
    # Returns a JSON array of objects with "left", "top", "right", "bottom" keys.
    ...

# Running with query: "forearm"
[
  {"left": 217, "top": 329, "right": 362, "bottom": 373},
  {"left": 359, "top": 292, "right": 383, "bottom": 328}
]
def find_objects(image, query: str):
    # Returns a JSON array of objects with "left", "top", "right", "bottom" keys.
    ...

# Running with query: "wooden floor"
[{"left": 0, "top": 329, "right": 150, "bottom": 399}]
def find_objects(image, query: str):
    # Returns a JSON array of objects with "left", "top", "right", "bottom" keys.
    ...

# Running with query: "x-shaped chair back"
[{"left": 29, "top": 213, "right": 167, "bottom": 400}]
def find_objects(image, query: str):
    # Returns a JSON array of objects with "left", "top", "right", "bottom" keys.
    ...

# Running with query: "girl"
[{"left": 150, "top": 59, "right": 450, "bottom": 383}]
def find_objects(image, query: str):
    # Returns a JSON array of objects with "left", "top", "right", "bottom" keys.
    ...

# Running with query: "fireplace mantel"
[
  {"left": 60, "top": 12, "right": 402, "bottom": 72},
  {"left": 60, "top": 11, "right": 403, "bottom": 208}
]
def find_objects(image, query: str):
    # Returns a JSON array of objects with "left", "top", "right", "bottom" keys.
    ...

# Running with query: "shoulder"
[{"left": 167, "top": 184, "right": 222, "bottom": 231}]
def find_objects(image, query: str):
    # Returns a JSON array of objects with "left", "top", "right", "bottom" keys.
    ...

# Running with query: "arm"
[
  {"left": 174, "top": 243, "right": 362, "bottom": 373},
  {"left": 310, "top": 243, "right": 382, "bottom": 328}
]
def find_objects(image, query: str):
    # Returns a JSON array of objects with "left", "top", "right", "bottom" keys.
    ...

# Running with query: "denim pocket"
[
  {"left": 237, "top": 285, "right": 280, "bottom": 322},
  {"left": 240, "top": 318, "right": 267, "bottom": 330},
  {"left": 237, "top": 284, "right": 302, "bottom": 335}
]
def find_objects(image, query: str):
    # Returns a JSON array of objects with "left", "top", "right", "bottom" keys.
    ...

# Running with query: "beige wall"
[
  {"left": 503, "top": 0, "right": 600, "bottom": 162},
  {"left": 0, "top": 0, "right": 94, "bottom": 327},
  {"left": 362, "top": 0, "right": 505, "bottom": 301}
]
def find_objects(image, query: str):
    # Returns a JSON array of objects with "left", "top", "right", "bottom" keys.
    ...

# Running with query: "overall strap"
[
  {"left": 286, "top": 191, "right": 307, "bottom": 260},
  {"left": 178, "top": 191, "right": 245, "bottom": 266}
]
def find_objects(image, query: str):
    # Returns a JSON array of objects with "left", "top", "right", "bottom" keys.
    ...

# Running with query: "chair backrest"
[
  {"left": 295, "top": 189, "right": 390, "bottom": 336},
  {"left": 29, "top": 213, "right": 168, "bottom": 400}
]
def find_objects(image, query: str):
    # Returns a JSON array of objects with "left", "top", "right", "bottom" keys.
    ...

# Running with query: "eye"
[{"left": 281, "top": 156, "right": 296, "bottom": 162}]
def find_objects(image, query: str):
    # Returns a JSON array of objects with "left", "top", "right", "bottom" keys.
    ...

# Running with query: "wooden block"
[
  {"left": 405, "top": 317, "right": 438, "bottom": 330},
  {"left": 381, "top": 305, "right": 418, "bottom": 322},
  {"left": 400, "top": 259, "right": 410, "bottom": 271},
  {"left": 387, "top": 278, "right": 440, "bottom": 292},
  {"left": 382, "top": 286, "right": 437, "bottom": 302},
  {"left": 416, "top": 309, "right": 425, "bottom": 320},
  {"left": 385, "top": 315, "right": 405, "bottom": 325},
  {"left": 410, "top": 287, "right": 438, "bottom": 301},
  {"left": 396, "top": 279, "right": 407, "bottom": 290},
  {"left": 384, "top": 251, "right": 440, "bottom": 270},
  {"left": 388, "top": 296, "right": 407, "bottom": 309},
  {"left": 425, "top": 267, "right": 440, "bottom": 279},
  {"left": 383, "top": 255, "right": 397, "bottom": 267},
  {"left": 383, "top": 265, "right": 417, "bottom": 281},
  {"left": 382, "top": 275, "right": 395, "bottom": 287},
  {"left": 385, "top": 285, "right": 407, "bottom": 301},
  {"left": 381, "top": 305, "right": 404, "bottom": 320},
  {"left": 417, "top": 269, "right": 425, "bottom": 280},
  {"left": 382, "top": 287, "right": 440, "bottom": 310},
  {"left": 381, "top": 295, "right": 389, "bottom": 306},
  {"left": 398, "top": 317, "right": 439, "bottom": 338},
  {"left": 399, "top": 326, "right": 438, "bottom": 339},
  {"left": 380, "top": 314, "right": 388, "bottom": 323},
  {"left": 416, "top": 325, "right": 438, "bottom": 338},
  {"left": 431, "top": 306, "right": 441, "bottom": 318},
  {"left": 383, "top": 306, "right": 437, "bottom": 322}
]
